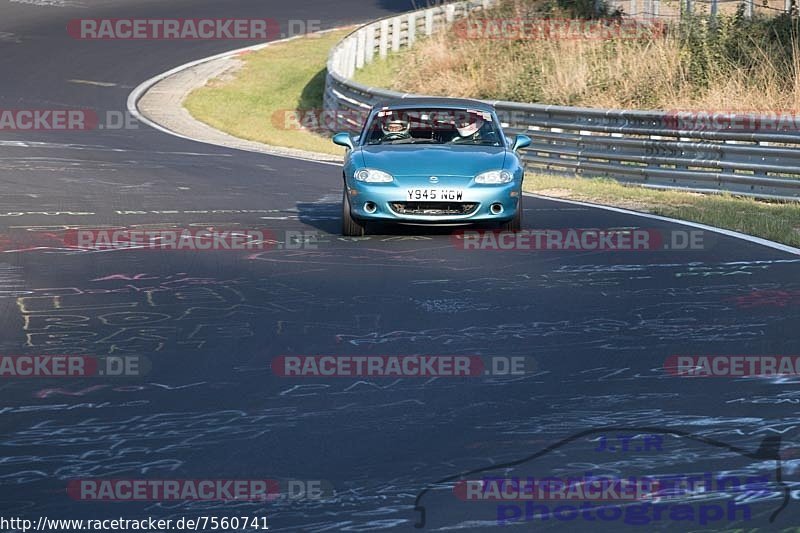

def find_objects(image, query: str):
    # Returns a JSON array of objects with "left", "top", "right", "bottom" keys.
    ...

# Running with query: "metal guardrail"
[{"left": 324, "top": 1, "right": 800, "bottom": 200}]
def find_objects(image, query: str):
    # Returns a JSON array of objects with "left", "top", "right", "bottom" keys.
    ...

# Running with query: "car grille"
[{"left": 389, "top": 202, "right": 479, "bottom": 216}]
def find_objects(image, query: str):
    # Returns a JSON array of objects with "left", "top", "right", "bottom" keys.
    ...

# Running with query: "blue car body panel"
[
  {"left": 359, "top": 145, "right": 507, "bottom": 176},
  {"left": 340, "top": 98, "right": 525, "bottom": 224}
]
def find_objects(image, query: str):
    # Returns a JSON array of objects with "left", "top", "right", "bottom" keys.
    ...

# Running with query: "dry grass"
[{"left": 356, "top": 19, "right": 800, "bottom": 110}]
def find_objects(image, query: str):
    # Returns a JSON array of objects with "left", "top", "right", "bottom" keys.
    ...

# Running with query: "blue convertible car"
[{"left": 333, "top": 97, "right": 531, "bottom": 236}]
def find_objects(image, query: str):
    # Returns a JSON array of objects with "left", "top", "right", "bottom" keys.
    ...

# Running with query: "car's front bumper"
[{"left": 345, "top": 181, "right": 521, "bottom": 223}]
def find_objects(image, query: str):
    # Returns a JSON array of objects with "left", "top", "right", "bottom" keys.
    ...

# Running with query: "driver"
[
  {"left": 452, "top": 111, "right": 490, "bottom": 143},
  {"left": 381, "top": 117, "right": 411, "bottom": 141}
]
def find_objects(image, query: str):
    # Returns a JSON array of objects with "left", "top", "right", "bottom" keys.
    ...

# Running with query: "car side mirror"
[
  {"left": 512, "top": 134, "right": 531, "bottom": 151},
  {"left": 332, "top": 132, "right": 355, "bottom": 150}
]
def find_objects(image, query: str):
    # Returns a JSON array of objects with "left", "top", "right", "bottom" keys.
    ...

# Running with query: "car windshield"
[{"left": 363, "top": 107, "right": 502, "bottom": 146}]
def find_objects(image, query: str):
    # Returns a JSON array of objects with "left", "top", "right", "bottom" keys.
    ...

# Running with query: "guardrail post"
[
  {"left": 408, "top": 13, "right": 417, "bottom": 46},
  {"left": 356, "top": 29, "right": 366, "bottom": 70},
  {"left": 445, "top": 4, "right": 456, "bottom": 23},
  {"left": 347, "top": 38, "right": 357, "bottom": 78},
  {"left": 365, "top": 26, "right": 375, "bottom": 64},
  {"left": 334, "top": 48, "right": 343, "bottom": 75},
  {"left": 425, "top": 10, "right": 434, "bottom": 35},
  {"left": 336, "top": 44, "right": 345, "bottom": 78},
  {"left": 379, "top": 19, "right": 389, "bottom": 58},
  {"left": 642, "top": 0, "right": 651, "bottom": 19},
  {"left": 391, "top": 16, "right": 401, "bottom": 52}
]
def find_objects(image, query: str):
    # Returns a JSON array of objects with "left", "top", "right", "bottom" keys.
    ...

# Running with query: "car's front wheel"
[
  {"left": 499, "top": 198, "right": 522, "bottom": 232},
  {"left": 342, "top": 187, "right": 366, "bottom": 236}
]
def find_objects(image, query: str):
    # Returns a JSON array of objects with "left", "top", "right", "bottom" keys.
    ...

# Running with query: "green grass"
[
  {"left": 525, "top": 175, "right": 800, "bottom": 247},
  {"left": 184, "top": 30, "right": 352, "bottom": 156},
  {"left": 353, "top": 51, "right": 408, "bottom": 88}
]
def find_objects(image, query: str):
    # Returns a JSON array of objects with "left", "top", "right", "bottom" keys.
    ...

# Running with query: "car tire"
[
  {"left": 342, "top": 188, "right": 367, "bottom": 236},
  {"left": 499, "top": 198, "right": 522, "bottom": 232}
]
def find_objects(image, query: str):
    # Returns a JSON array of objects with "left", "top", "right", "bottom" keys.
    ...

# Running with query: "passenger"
[{"left": 380, "top": 117, "right": 412, "bottom": 142}]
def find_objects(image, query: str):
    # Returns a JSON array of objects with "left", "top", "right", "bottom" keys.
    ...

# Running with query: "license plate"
[{"left": 406, "top": 189, "right": 463, "bottom": 201}]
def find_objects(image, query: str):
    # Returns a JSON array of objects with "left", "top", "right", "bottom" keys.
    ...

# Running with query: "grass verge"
[
  {"left": 525, "top": 175, "right": 800, "bottom": 248},
  {"left": 184, "top": 30, "right": 351, "bottom": 156}
]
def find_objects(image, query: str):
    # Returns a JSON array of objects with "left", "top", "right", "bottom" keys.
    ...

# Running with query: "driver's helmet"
[
  {"left": 455, "top": 111, "right": 485, "bottom": 137},
  {"left": 381, "top": 116, "right": 410, "bottom": 136}
]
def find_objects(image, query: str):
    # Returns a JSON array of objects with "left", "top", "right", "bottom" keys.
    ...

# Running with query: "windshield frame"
[{"left": 358, "top": 106, "right": 507, "bottom": 148}]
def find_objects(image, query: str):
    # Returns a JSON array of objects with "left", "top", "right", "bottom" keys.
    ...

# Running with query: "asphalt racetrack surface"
[{"left": 0, "top": 1, "right": 799, "bottom": 531}]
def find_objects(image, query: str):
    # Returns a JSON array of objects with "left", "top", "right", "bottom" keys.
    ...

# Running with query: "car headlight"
[
  {"left": 475, "top": 170, "right": 514, "bottom": 184},
  {"left": 354, "top": 169, "right": 394, "bottom": 183}
]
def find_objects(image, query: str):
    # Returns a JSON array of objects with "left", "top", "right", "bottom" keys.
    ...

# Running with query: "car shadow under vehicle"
[{"left": 296, "top": 201, "right": 520, "bottom": 236}]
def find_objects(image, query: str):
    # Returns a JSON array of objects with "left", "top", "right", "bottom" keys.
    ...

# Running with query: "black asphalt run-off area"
[{"left": 0, "top": 1, "right": 799, "bottom": 531}]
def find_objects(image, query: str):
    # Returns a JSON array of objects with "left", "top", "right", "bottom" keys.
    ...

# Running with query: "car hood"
[{"left": 357, "top": 145, "right": 507, "bottom": 177}]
